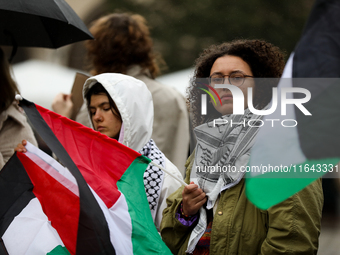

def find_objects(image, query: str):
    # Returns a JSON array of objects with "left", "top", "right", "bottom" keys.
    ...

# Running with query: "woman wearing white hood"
[{"left": 83, "top": 73, "right": 183, "bottom": 230}]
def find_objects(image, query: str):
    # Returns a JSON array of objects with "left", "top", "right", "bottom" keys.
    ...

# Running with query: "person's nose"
[
  {"left": 93, "top": 111, "right": 103, "bottom": 122},
  {"left": 214, "top": 86, "right": 230, "bottom": 92},
  {"left": 214, "top": 81, "right": 231, "bottom": 92}
]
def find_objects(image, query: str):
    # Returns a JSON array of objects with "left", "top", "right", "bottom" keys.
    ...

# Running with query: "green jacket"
[{"left": 160, "top": 154, "right": 323, "bottom": 255}]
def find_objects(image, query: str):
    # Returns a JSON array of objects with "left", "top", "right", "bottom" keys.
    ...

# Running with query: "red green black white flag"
[{"left": 0, "top": 99, "right": 171, "bottom": 255}]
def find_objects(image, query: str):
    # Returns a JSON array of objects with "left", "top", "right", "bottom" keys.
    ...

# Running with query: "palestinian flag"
[
  {"left": 1, "top": 143, "right": 78, "bottom": 255},
  {"left": 0, "top": 99, "right": 171, "bottom": 254},
  {"left": 246, "top": 0, "right": 340, "bottom": 210}
]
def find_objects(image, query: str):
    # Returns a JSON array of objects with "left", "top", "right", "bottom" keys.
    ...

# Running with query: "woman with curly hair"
[
  {"left": 85, "top": 13, "right": 160, "bottom": 77},
  {"left": 160, "top": 39, "right": 323, "bottom": 254},
  {"left": 189, "top": 39, "right": 284, "bottom": 127}
]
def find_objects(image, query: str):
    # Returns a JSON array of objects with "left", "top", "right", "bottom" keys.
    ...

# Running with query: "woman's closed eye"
[{"left": 90, "top": 109, "right": 96, "bottom": 116}]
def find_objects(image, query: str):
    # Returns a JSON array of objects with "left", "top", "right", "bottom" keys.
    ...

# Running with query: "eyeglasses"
[{"left": 209, "top": 71, "right": 253, "bottom": 87}]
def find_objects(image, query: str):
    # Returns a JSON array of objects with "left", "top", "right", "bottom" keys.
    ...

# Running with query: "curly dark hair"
[
  {"left": 85, "top": 13, "right": 163, "bottom": 78},
  {"left": 0, "top": 47, "right": 20, "bottom": 114},
  {"left": 188, "top": 39, "right": 285, "bottom": 127}
]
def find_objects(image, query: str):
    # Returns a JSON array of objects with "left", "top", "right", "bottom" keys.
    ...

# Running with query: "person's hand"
[
  {"left": 15, "top": 140, "right": 27, "bottom": 153},
  {"left": 52, "top": 93, "right": 73, "bottom": 118},
  {"left": 181, "top": 181, "right": 207, "bottom": 216}
]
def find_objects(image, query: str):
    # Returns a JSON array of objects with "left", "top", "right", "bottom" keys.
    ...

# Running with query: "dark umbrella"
[{"left": 0, "top": 0, "right": 93, "bottom": 61}]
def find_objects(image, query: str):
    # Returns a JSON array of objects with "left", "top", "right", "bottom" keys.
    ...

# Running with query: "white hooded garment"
[{"left": 83, "top": 73, "right": 183, "bottom": 230}]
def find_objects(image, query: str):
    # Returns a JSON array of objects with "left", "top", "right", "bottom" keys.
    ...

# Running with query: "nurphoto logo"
[
  {"left": 201, "top": 85, "right": 311, "bottom": 115},
  {"left": 199, "top": 83, "right": 312, "bottom": 128}
]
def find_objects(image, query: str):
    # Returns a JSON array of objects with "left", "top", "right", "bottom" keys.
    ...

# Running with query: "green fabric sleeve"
[{"left": 260, "top": 179, "right": 323, "bottom": 255}]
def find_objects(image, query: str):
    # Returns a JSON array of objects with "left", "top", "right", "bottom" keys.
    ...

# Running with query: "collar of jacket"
[
  {"left": 0, "top": 103, "right": 27, "bottom": 130},
  {"left": 126, "top": 65, "right": 152, "bottom": 79}
]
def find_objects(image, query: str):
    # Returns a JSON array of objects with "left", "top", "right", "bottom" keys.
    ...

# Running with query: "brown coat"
[
  {"left": 0, "top": 104, "right": 38, "bottom": 169},
  {"left": 128, "top": 66, "right": 189, "bottom": 175}
]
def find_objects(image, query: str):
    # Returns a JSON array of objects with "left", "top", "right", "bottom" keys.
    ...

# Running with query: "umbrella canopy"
[{"left": 0, "top": 0, "right": 93, "bottom": 49}]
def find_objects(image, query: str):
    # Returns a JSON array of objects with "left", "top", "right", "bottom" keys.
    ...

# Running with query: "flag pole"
[{"left": 149, "top": 161, "right": 187, "bottom": 186}]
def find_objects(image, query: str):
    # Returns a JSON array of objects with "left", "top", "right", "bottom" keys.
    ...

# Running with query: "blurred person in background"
[
  {"left": 160, "top": 39, "right": 323, "bottom": 254},
  {"left": 52, "top": 13, "right": 189, "bottom": 175},
  {"left": 0, "top": 47, "right": 37, "bottom": 169}
]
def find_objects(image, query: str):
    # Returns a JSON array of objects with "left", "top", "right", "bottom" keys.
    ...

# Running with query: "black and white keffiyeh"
[
  {"left": 139, "top": 139, "right": 165, "bottom": 221},
  {"left": 187, "top": 109, "right": 263, "bottom": 253}
]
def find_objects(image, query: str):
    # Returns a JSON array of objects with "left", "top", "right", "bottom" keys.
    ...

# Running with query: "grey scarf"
[{"left": 187, "top": 109, "right": 263, "bottom": 253}]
